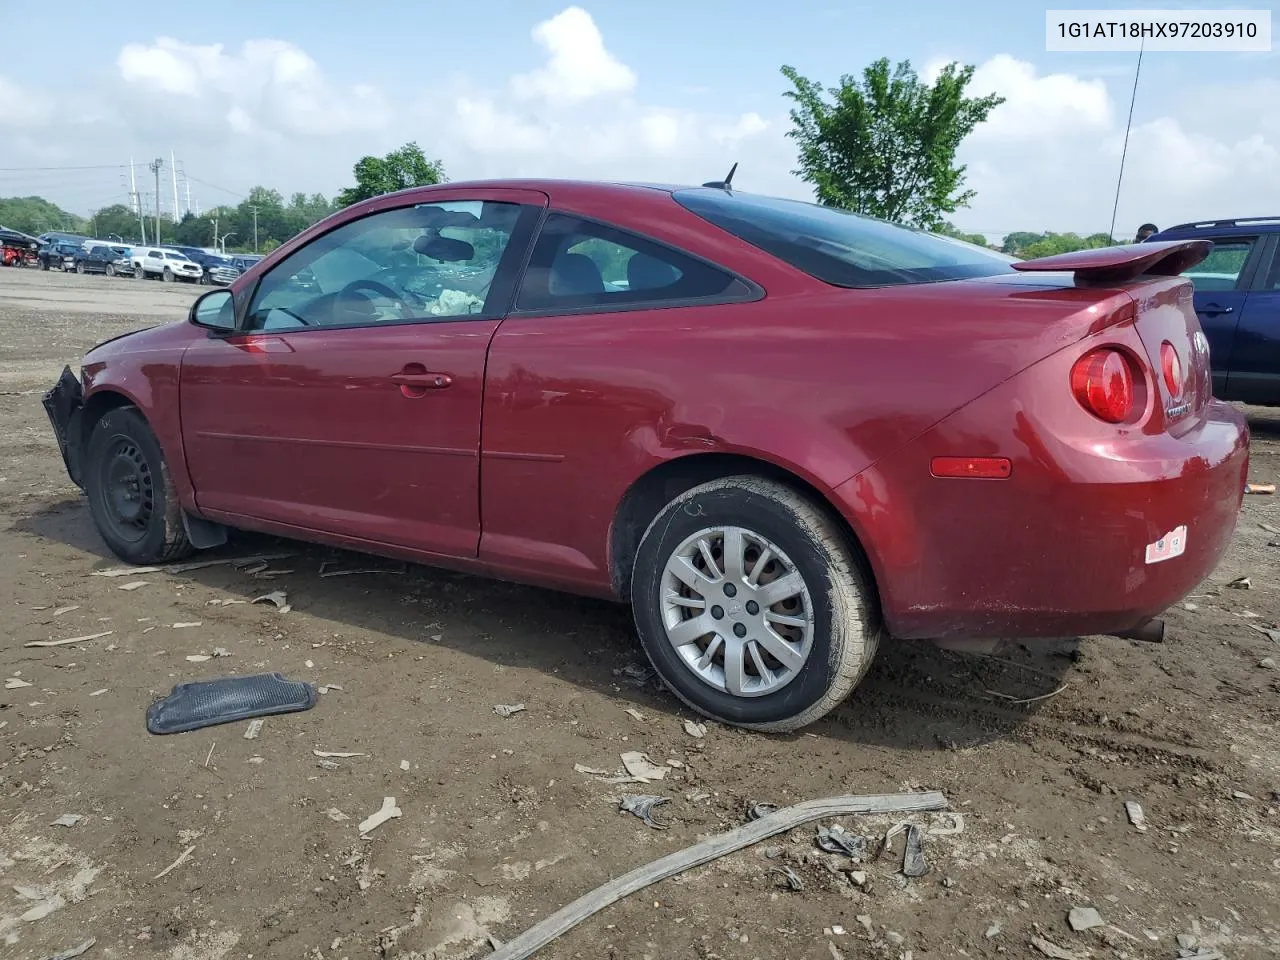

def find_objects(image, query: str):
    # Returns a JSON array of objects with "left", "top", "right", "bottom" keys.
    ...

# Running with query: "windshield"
[{"left": 672, "top": 188, "right": 1016, "bottom": 288}]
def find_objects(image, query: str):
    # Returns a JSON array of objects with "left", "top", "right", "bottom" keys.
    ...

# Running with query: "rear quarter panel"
[
  {"left": 840, "top": 318, "right": 1248, "bottom": 639},
  {"left": 478, "top": 261, "right": 1136, "bottom": 596}
]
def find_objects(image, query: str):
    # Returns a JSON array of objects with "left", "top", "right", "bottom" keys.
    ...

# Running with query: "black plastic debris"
[
  {"left": 816, "top": 825, "right": 868, "bottom": 858},
  {"left": 146, "top": 672, "right": 317, "bottom": 735},
  {"left": 902, "top": 823, "right": 929, "bottom": 877},
  {"left": 747, "top": 801, "right": 779, "bottom": 821},
  {"left": 619, "top": 794, "right": 670, "bottom": 829},
  {"left": 771, "top": 865, "right": 804, "bottom": 891}
]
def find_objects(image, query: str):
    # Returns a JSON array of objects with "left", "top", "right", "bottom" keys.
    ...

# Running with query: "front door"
[{"left": 180, "top": 190, "right": 545, "bottom": 557}]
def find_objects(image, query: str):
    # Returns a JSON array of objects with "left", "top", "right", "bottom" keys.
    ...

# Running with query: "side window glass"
[
  {"left": 515, "top": 213, "right": 744, "bottom": 312},
  {"left": 1183, "top": 238, "right": 1255, "bottom": 292},
  {"left": 244, "top": 200, "right": 524, "bottom": 332}
]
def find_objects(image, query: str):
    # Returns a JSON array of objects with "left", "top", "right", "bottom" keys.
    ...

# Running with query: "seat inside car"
[
  {"left": 627, "top": 251, "right": 680, "bottom": 291},
  {"left": 548, "top": 252, "right": 605, "bottom": 296}
]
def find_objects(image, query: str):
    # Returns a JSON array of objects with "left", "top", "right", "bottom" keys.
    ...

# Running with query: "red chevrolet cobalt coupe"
[{"left": 44, "top": 180, "right": 1248, "bottom": 731}]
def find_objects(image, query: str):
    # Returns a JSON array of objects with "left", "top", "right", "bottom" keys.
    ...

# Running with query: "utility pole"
[
  {"left": 249, "top": 204, "right": 260, "bottom": 252},
  {"left": 149, "top": 158, "right": 163, "bottom": 244},
  {"left": 170, "top": 149, "right": 180, "bottom": 222},
  {"left": 130, "top": 157, "right": 145, "bottom": 244},
  {"left": 212, "top": 213, "right": 218, "bottom": 251}
]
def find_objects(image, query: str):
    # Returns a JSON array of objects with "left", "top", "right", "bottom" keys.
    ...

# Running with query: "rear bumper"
[
  {"left": 42, "top": 366, "right": 86, "bottom": 489},
  {"left": 837, "top": 397, "right": 1249, "bottom": 641}
]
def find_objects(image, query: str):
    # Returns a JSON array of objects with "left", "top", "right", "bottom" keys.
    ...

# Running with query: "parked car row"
[
  {"left": 20, "top": 235, "right": 258, "bottom": 286},
  {"left": 1, "top": 227, "right": 42, "bottom": 266}
]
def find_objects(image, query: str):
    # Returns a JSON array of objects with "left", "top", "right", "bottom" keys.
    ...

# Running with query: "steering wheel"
[{"left": 334, "top": 278, "right": 412, "bottom": 322}]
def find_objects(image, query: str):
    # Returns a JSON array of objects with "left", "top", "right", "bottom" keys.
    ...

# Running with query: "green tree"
[
  {"left": 174, "top": 213, "right": 216, "bottom": 247},
  {"left": 230, "top": 187, "right": 290, "bottom": 252},
  {"left": 89, "top": 204, "right": 143, "bottom": 242},
  {"left": 1018, "top": 231, "right": 1114, "bottom": 260},
  {"left": 0, "top": 196, "right": 86, "bottom": 236},
  {"left": 780, "top": 59, "right": 1005, "bottom": 230},
  {"left": 336, "top": 142, "right": 446, "bottom": 207},
  {"left": 283, "top": 191, "right": 335, "bottom": 237},
  {"left": 936, "top": 221, "right": 991, "bottom": 247},
  {"left": 1000, "top": 231, "right": 1049, "bottom": 255}
]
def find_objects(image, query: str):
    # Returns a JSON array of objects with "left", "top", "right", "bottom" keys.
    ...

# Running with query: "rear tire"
[
  {"left": 630, "top": 476, "right": 881, "bottom": 732},
  {"left": 84, "top": 407, "right": 192, "bottom": 565}
]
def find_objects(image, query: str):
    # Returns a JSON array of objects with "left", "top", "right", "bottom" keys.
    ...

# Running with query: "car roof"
[
  {"left": 360, "top": 178, "right": 714, "bottom": 209},
  {"left": 1152, "top": 216, "right": 1280, "bottom": 239}
]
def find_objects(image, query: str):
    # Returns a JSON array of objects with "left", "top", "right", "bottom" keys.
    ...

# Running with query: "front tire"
[
  {"left": 162, "top": 267, "right": 174, "bottom": 282},
  {"left": 84, "top": 407, "right": 192, "bottom": 565},
  {"left": 105, "top": 264, "right": 115, "bottom": 277},
  {"left": 630, "top": 476, "right": 880, "bottom": 732}
]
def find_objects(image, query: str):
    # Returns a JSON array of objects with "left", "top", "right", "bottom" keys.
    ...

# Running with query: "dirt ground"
[{"left": 1, "top": 266, "right": 1278, "bottom": 960}]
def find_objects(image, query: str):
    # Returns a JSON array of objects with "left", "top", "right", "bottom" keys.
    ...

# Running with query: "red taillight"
[
  {"left": 1070, "top": 348, "right": 1136, "bottom": 423},
  {"left": 1160, "top": 341, "right": 1182, "bottom": 398}
]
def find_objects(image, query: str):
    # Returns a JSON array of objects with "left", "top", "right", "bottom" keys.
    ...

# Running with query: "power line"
[
  {"left": 185, "top": 175, "right": 245, "bottom": 199},
  {"left": 0, "top": 164, "right": 126, "bottom": 172}
]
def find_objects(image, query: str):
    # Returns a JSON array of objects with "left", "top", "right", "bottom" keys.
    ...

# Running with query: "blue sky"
[{"left": 1, "top": 1, "right": 1276, "bottom": 239}]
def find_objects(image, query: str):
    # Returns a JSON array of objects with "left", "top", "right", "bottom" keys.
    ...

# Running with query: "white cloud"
[
  {"left": 511, "top": 7, "right": 636, "bottom": 105},
  {"left": 84, "top": 12, "right": 782, "bottom": 208},
  {"left": 118, "top": 38, "right": 207, "bottom": 96},
  {"left": 961, "top": 54, "right": 1112, "bottom": 141},
  {"left": 939, "top": 53, "right": 1279, "bottom": 235},
  {"left": 0, "top": 76, "right": 53, "bottom": 126},
  {"left": 452, "top": 97, "right": 552, "bottom": 156},
  {"left": 116, "top": 37, "right": 390, "bottom": 137},
  {"left": 2, "top": 12, "right": 1276, "bottom": 239}
]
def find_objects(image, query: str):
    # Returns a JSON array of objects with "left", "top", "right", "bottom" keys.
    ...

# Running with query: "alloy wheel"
[{"left": 659, "top": 525, "right": 815, "bottom": 697}]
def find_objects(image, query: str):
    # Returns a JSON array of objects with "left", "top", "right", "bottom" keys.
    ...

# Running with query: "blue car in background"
[{"left": 1147, "top": 217, "right": 1280, "bottom": 406}]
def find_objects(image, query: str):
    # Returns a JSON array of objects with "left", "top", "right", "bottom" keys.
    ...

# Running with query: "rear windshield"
[{"left": 672, "top": 188, "right": 1016, "bottom": 288}]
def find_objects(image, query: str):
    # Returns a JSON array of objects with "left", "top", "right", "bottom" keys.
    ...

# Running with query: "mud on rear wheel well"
[{"left": 608, "top": 452, "right": 879, "bottom": 602}]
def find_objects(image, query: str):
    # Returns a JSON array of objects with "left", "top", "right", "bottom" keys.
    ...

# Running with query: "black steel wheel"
[{"left": 85, "top": 407, "right": 192, "bottom": 564}]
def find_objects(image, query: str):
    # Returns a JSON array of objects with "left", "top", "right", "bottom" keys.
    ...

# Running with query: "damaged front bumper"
[{"left": 42, "top": 366, "right": 86, "bottom": 489}]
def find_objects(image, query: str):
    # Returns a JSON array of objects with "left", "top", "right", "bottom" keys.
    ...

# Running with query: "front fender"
[{"left": 77, "top": 323, "right": 199, "bottom": 512}]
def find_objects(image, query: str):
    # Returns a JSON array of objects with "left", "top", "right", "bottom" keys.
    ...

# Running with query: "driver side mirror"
[{"left": 190, "top": 289, "right": 236, "bottom": 333}]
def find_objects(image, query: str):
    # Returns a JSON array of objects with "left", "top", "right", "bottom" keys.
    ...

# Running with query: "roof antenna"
[{"left": 702, "top": 162, "right": 738, "bottom": 191}]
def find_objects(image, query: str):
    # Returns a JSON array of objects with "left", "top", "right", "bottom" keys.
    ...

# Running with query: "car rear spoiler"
[{"left": 1011, "top": 239, "right": 1212, "bottom": 284}]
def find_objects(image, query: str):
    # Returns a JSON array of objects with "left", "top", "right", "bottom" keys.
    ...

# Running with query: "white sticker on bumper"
[{"left": 1145, "top": 525, "right": 1187, "bottom": 565}]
